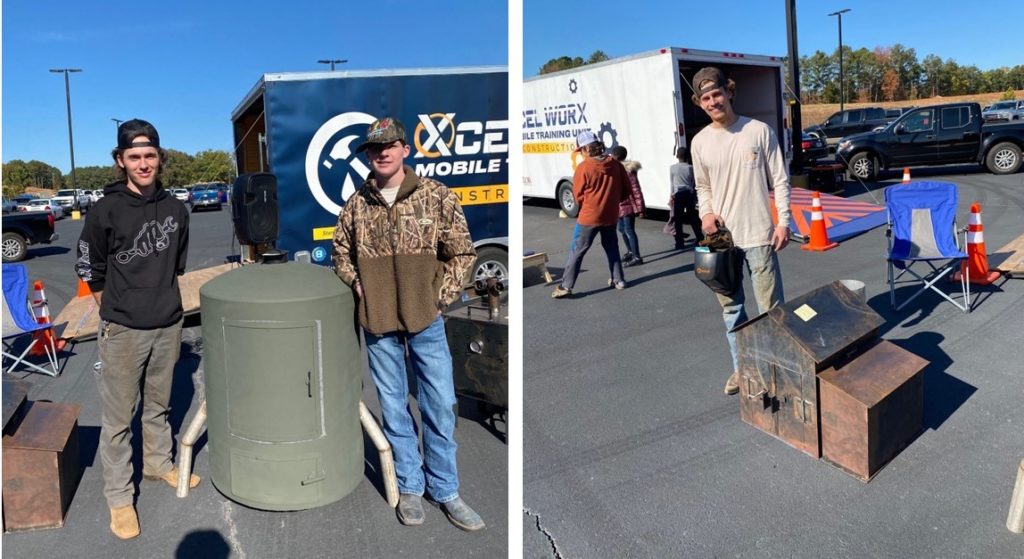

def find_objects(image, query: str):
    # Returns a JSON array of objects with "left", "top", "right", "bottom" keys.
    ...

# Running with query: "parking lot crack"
[
  {"left": 221, "top": 500, "right": 247, "bottom": 559},
  {"left": 524, "top": 508, "right": 563, "bottom": 559}
]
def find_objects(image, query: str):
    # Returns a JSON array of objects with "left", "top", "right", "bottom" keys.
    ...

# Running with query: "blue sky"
[
  {"left": 2, "top": 0, "right": 508, "bottom": 173},
  {"left": 524, "top": 0, "right": 1020, "bottom": 76}
]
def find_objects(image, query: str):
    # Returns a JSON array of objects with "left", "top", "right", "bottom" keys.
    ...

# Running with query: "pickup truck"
[
  {"left": 2, "top": 212, "right": 60, "bottom": 263},
  {"left": 982, "top": 100, "right": 1024, "bottom": 122},
  {"left": 805, "top": 107, "right": 893, "bottom": 146},
  {"left": 836, "top": 102, "right": 1024, "bottom": 180},
  {"left": 52, "top": 188, "right": 92, "bottom": 212}
]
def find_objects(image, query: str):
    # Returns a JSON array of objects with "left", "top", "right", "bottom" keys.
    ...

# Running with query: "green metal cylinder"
[{"left": 200, "top": 262, "right": 362, "bottom": 511}]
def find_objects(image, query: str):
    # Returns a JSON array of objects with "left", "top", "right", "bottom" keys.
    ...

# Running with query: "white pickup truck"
[{"left": 52, "top": 189, "right": 93, "bottom": 212}]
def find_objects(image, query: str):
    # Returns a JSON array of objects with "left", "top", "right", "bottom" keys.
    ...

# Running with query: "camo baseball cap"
[
  {"left": 355, "top": 117, "right": 407, "bottom": 153},
  {"left": 692, "top": 67, "right": 727, "bottom": 96}
]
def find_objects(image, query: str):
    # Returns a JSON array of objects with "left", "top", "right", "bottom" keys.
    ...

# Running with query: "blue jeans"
[
  {"left": 364, "top": 315, "right": 459, "bottom": 503},
  {"left": 560, "top": 224, "right": 624, "bottom": 290},
  {"left": 617, "top": 216, "right": 641, "bottom": 258},
  {"left": 713, "top": 245, "right": 785, "bottom": 372}
]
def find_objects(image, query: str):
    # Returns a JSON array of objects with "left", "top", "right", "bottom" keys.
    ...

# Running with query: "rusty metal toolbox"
[
  {"left": 444, "top": 296, "right": 509, "bottom": 410},
  {"left": 819, "top": 339, "right": 927, "bottom": 481},
  {"left": 2, "top": 400, "right": 82, "bottom": 532},
  {"left": 734, "top": 281, "right": 885, "bottom": 458}
]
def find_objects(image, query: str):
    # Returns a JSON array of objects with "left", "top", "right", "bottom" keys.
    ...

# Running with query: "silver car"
[
  {"left": 982, "top": 100, "right": 1024, "bottom": 122},
  {"left": 23, "top": 198, "right": 65, "bottom": 220},
  {"left": 171, "top": 188, "right": 189, "bottom": 202}
]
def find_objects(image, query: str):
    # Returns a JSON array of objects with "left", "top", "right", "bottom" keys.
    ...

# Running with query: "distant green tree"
[
  {"left": 539, "top": 50, "right": 611, "bottom": 75},
  {"left": 161, "top": 149, "right": 195, "bottom": 187},
  {"left": 1001, "top": 88, "right": 1016, "bottom": 101},
  {"left": 69, "top": 166, "right": 117, "bottom": 190},
  {"left": 191, "top": 150, "right": 236, "bottom": 183}
]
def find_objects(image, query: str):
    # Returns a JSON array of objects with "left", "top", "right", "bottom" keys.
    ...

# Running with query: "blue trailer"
[{"left": 230, "top": 67, "right": 509, "bottom": 282}]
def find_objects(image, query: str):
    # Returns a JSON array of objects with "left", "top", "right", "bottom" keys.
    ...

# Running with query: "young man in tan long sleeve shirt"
[{"left": 690, "top": 67, "right": 792, "bottom": 396}]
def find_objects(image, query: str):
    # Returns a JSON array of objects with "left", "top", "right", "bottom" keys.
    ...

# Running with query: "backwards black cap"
[{"left": 117, "top": 119, "right": 161, "bottom": 149}]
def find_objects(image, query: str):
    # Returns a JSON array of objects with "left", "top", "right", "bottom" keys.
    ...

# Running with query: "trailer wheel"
[
  {"left": 2, "top": 232, "right": 28, "bottom": 263},
  {"left": 848, "top": 152, "right": 878, "bottom": 181},
  {"left": 986, "top": 142, "right": 1022, "bottom": 175},
  {"left": 470, "top": 246, "right": 508, "bottom": 285},
  {"left": 557, "top": 181, "right": 578, "bottom": 217}
]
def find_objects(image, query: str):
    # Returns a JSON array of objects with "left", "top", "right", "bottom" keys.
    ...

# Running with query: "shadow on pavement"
[
  {"left": 889, "top": 331, "right": 976, "bottom": 431},
  {"left": 175, "top": 529, "right": 231, "bottom": 559}
]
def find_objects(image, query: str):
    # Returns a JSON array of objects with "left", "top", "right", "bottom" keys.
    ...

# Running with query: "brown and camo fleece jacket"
[{"left": 332, "top": 166, "right": 476, "bottom": 335}]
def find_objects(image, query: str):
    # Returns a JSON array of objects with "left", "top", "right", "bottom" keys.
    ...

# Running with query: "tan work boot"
[
  {"left": 110, "top": 505, "right": 140, "bottom": 540},
  {"left": 144, "top": 467, "right": 200, "bottom": 489},
  {"left": 724, "top": 371, "right": 740, "bottom": 395}
]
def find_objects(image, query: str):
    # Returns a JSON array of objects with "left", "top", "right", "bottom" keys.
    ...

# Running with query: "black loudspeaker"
[{"left": 232, "top": 173, "right": 279, "bottom": 245}]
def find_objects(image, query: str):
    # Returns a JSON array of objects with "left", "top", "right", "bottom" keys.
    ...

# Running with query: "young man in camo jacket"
[{"left": 331, "top": 117, "right": 485, "bottom": 531}]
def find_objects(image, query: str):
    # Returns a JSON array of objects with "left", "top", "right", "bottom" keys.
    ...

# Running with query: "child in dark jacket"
[{"left": 611, "top": 146, "right": 646, "bottom": 266}]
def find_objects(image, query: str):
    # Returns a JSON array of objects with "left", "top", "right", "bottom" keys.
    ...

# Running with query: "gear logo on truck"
[{"left": 305, "top": 111, "right": 377, "bottom": 216}]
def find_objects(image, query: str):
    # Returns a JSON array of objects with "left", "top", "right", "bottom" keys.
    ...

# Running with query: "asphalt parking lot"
[
  {"left": 4, "top": 207, "right": 508, "bottom": 558},
  {"left": 522, "top": 165, "right": 1024, "bottom": 557}
]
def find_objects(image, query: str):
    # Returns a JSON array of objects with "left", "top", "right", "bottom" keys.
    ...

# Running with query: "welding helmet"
[{"left": 694, "top": 246, "right": 743, "bottom": 295}]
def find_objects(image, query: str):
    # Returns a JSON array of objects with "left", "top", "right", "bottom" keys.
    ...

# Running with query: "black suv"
[{"left": 804, "top": 107, "right": 892, "bottom": 146}]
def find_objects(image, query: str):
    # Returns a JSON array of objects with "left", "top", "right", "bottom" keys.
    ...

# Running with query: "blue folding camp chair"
[
  {"left": 885, "top": 181, "right": 970, "bottom": 313},
  {"left": 2, "top": 263, "right": 61, "bottom": 376}
]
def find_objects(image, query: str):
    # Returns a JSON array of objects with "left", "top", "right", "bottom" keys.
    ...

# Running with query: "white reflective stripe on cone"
[
  {"left": 969, "top": 213, "right": 982, "bottom": 226},
  {"left": 968, "top": 231, "right": 985, "bottom": 244},
  {"left": 812, "top": 211, "right": 823, "bottom": 220}
]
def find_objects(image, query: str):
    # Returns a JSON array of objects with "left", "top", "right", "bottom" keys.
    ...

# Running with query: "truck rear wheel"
[
  {"left": 2, "top": 232, "right": 27, "bottom": 263},
  {"left": 986, "top": 142, "right": 1022, "bottom": 175},
  {"left": 848, "top": 152, "right": 878, "bottom": 181},
  {"left": 556, "top": 181, "right": 579, "bottom": 218}
]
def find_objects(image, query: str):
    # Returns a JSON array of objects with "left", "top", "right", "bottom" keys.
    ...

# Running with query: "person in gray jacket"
[{"left": 669, "top": 146, "right": 703, "bottom": 247}]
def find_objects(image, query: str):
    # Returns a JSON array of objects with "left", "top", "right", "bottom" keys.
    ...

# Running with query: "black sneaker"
[{"left": 624, "top": 256, "right": 644, "bottom": 267}]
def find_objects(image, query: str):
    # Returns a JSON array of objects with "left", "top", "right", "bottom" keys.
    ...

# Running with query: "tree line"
[
  {"left": 798, "top": 44, "right": 1024, "bottom": 104},
  {"left": 2, "top": 148, "right": 236, "bottom": 197}
]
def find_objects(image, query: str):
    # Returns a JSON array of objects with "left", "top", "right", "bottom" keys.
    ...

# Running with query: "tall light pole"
[
  {"left": 828, "top": 9, "right": 851, "bottom": 111},
  {"left": 317, "top": 59, "right": 348, "bottom": 71},
  {"left": 112, "top": 117, "right": 124, "bottom": 134},
  {"left": 50, "top": 68, "right": 83, "bottom": 189}
]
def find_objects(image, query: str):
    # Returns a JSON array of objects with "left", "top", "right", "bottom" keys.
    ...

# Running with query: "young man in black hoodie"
[{"left": 75, "top": 119, "right": 195, "bottom": 540}]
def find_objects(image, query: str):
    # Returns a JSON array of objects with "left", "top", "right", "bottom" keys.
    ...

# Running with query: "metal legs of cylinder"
[
  {"left": 1009, "top": 458, "right": 1024, "bottom": 534},
  {"left": 177, "top": 401, "right": 207, "bottom": 498},
  {"left": 359, "top": 401, "right": 399, "bottom": 507},
  {"left": 173, "top": 399, "right": 399, "bottom": 506}
]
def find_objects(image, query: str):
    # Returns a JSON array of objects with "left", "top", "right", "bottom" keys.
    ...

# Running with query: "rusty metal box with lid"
[
  {"left": 2, "top": 400, "right": 82, "bottom": 532},
  {"left": 818, "top": 339, "right": 927, "bottom": 481},
  {"left": 734, "top": 281, "right": 885, "bottom": 457}
]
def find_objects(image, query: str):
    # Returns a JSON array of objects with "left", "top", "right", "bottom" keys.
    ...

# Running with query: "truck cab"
[{"left": 837, "top": 102, "right": 1024, "bottom": 179}]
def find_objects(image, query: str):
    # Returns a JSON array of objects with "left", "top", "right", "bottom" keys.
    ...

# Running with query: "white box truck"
[{"left": 523, "top": 47, "right": 787, "bottom": 215}]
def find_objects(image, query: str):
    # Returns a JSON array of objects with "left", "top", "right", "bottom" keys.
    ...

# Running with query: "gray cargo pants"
[{"left": 96, "top": 318, "right": 183, "bottom": 508}]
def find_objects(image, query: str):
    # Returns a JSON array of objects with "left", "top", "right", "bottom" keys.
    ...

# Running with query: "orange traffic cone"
[
  {"left": 952, "top": 202, "right": 1001, "bottom": 285},
  {"left": 801, "top": 191, "right": 839, "bottom": 252},
  {"left": 29, "top": 280, "right": 66, "bottom": 355},
  {"left": 76, "top": 278, "right": 92, "bottom": 298},
  {"left": 902, "top": 168, "right": 911, "bottom": 183}
]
